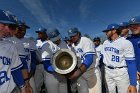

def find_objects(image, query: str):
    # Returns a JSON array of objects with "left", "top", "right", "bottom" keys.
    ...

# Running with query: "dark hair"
[{"left": 116, "top": 29, "right": 122, "bottom": 35}]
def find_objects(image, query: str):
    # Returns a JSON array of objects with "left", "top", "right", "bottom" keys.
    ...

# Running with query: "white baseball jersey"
[
  {"left": 0, "top": 40, "right": 23, "bottom": 93},
  {"left": 41, "top": 40, "right": 59, "bottom": 64},
  {"left": 20, "top": 37, "right": 36, "bottom": 72},
  {"left": 95, "top": 44, "right": 103, "bottom": 68},
  {"left": 3, "top": 36, "right": 27, "bottom": 60},
  {"left": 41, "top": 40, "right": 68, "bottom": 63},
  {"left": 102, "top": 37, "right": 135, "bottom": 67},
  {"left": 72, "top": 37, "right": 96, "bottom": 69}
]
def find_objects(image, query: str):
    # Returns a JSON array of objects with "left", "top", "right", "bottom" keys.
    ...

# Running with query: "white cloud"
[
  {"left": 19, "top": 0, "right": 53, "bottom": 25},
  {"left": 19, "top": 0, "right": 69, "bottom": 30}
]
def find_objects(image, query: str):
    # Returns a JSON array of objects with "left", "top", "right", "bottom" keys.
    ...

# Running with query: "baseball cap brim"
[
  {"left": 129, "top": 22, "right": 140, "bottom": 25},
  {"left": 36, "top": 31, "right": 46, "bottom": 33},
  {"left": 102, "top": 30, "right": 109, "bottom": 32},
  {"left": 22, "top": 25, "right": 30, "bottom": 29},
  {"left": 68, "top": 33, "right": 77, "bottom": 37},
  {"left": 0, "top": 20, "right": 17, "bottom": 25}
]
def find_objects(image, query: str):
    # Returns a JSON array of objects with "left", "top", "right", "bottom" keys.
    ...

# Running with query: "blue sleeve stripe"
[
  {"left": 11, "top": 68, "right": 25, "bottom": 87},
  {"left": 42, "top": 58, "right": 51, "bottom": 61},
  {"left": 126, "top": 57, "right": 135, "bottom": 60},
  {"left": 11, "top": 63, "right": 23, "bottom": 71},
  {"left": 84, "top": 52, "right": 96, "bottom": 56}
]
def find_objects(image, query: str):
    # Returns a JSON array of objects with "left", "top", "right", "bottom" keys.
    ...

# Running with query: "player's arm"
[
  {"left": 10, "top": 45, "right": 26, "bottom": 88},
  {"left": 69, "top": 39, "right": 96, "bottom": 79},
  {"left": 124, "top": 41, "right": 137, "bottom": 87},
  {"left": 19, "top": 55, "right": 29, "bottom": 80},
  {"left": 68, "top": 52, "right": 95, "bottom": 80},
  {"left": 79, "top": 39, "right": 96, "bottom": 73},
  {"left": 81, "top": 52, "right": 95, "bottom": 71},
  {"left": 11, "top": 64, "right": 25, "bottom": 88},
  {"left": 42, "top": 44, "right": 54, "bottom": 72},
  {"left": 19, "top": 54, "right": 33, "bottom": 93}
]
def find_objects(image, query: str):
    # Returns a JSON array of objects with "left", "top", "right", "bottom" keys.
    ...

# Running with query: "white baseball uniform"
[
  {"left": 0, "top": 40, "right": 23, "bottom": 93},
  {"left": 71, "top": 36, "right": 96, "bottom": 93},
  {"left": 34, "top": 39, "right": 47, "bottom": 93},
  {"left": 3, "top": 36, "right": 28, "bottom": 93},
  {"left": 102, "top": 37, "right": 135, "bottom": 93},
  {"left": 41, "top": 40, "right": 69, "bottom": 93},
  {"left": 20, "top": 37, "right": 37, "bottom": 93}
]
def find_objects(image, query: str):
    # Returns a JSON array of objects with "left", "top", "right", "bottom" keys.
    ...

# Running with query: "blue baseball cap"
[
  {"left": 36, "top": 27, "right": 47, "bottom": 33},
  {"left": 119, "top": 22, "right": 129, "bottom": 27},
  {"left": 18, "top": 20, "right": 30, "bottom": 29},
  {"left": 129, "top": 16, "right": 140, "bottom": 25},
  {"left": 68, "top": 27, "right": 79, "bottom": 37},
  {"left": 93, "top": 37, "right": 100, "bottom": 41},
  {"left": 103, "top": 24, "right": 119, "bottom": 32},
  {"left": 47, "top": 28, "right": 61, "bottom": 42},
  {"left": 0, "top": 9, "right": 18, "bottom": 25}
]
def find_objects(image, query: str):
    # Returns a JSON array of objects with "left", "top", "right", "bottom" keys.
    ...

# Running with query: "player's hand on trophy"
[
  {"left": 128, "top": 85, "right": 137, "bottom": 93},
  {"left": 67, "top": 64, "right": 87, "bottom": 80},
  {"left": 68, "top": 68, "right": 82, "bottom": 80}
]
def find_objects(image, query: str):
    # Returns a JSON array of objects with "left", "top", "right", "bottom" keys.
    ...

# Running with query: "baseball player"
[
  {"left": 67, "top": 27, "right": 96, "bottom": 93},
  {"left": 16, "top": 20, "right": 37, "bottom": 93},
  {"left": 128, "top": 15, "right": 140, "bottom": 93},
  {"left": 102, "top": 23, "right": 137, "bottom": 93},
  {"left": 3, "top": 19, "right": 32, "bottom": 92},
  {"left": 93, "top": 37, "right": 102, "bottom": 93},
  {"left": 34, "top": 27, "right": 48, "bottom": 93},
  {"left": 119, "top": 22, "right": 130, "bottom": 38},
  {"left": 42, "top": 28, "right": 68, "bottom": 93},
  {"left": 0, "top": 9, "right": 26, "bottom": 93}
]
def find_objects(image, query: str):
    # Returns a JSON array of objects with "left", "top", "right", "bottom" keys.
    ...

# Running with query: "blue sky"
[{"left": 0, "top": 0, "right": 140, "bottom": 39}]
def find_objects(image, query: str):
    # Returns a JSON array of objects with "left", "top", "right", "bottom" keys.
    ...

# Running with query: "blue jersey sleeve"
[
  {"left": 11, "top": 68, "right": 25, "bottom": 88},
  {"left": 42, "top": 58, "right": 54, "bottom": 72},
  {"left": 126, "top": 60, "right": 137, "bottom": 86},
  {"left": 82, "top": 53, "right": 95, "bottom": 69}
]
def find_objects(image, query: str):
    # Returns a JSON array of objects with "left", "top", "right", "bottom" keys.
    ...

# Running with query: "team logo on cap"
[
  {"left": 131, "top": 18, "right": 136, "bottom": 23},
  {"left": 3, "top": 11, "right": 10, "bottom": 19},
  {"left": 112, "top": 26, "right": 115, "bottom": 28},
  {"left": 69, "top": 29, "right": 73, "bottom": 33},
  {"left": 51, "top": 31, "right": 57, "bottom": 36}
]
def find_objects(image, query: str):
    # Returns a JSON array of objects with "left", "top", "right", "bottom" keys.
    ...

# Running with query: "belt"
[{"left": 106, "top": 66, "right": 127, "bottom": 69}]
